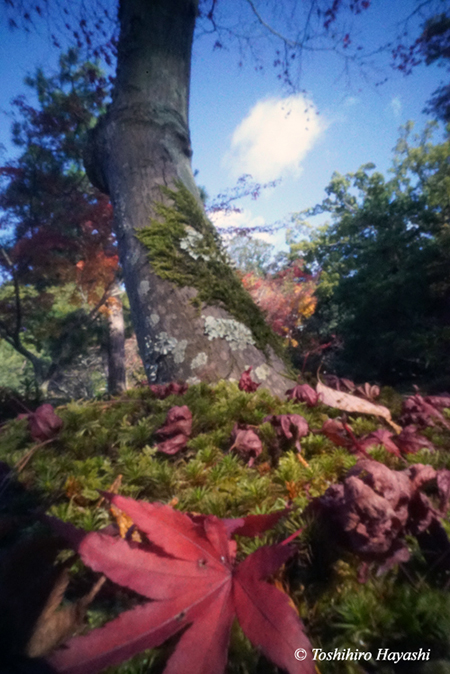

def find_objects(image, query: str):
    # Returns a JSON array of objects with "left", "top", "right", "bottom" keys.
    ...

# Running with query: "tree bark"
[
  {"left": 85, "top": 0, "right": 290, "bottom": 396},
  {"left": 106, "top": 282, "right": 127, "bottom": 394}
]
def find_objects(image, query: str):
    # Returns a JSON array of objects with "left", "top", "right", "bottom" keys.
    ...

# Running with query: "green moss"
[{"left": 135, "top": 182, "right": 284, "bottom": 358}]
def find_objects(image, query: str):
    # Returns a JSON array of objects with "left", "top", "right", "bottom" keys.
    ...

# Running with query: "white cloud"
[
  {"left": 224, "top": 95, "right": 324, "bottom": 182},
  {"left": 390, "top": 96, "right": 402, "bottom": 118}
]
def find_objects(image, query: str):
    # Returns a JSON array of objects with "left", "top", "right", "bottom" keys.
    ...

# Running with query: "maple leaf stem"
[
  {"left": 281, "top": 527, "right": 304, "bottom": 545},
  {"left": 296, "top": 453, "right": 310, "bottom": 468}
]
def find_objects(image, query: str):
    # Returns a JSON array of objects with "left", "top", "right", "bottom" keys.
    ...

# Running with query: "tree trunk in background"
[
  {"left": 107, "top": 282, "right": 127, "bottom": 394},
  {"left": 85, "top": 0, "right": 290, "bottom": 396}
]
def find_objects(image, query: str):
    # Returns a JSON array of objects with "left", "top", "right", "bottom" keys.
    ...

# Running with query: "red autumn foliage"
[
  {"left": 229, "top": 423, "right": 262, "bottom": 466},
  {"left": 18, "top": 404, "right": 63, "bottom": 442},
  {"left": 155, "top": 405, "right": 192, "bottom": 455},
  {"left": 318, "top": 459, "right": 450, "bottom": 573},
  {"left": 149, "top": 381, "right": 189, "bottom": 399},
  {"left": 46, "top": 495, "right": 314, "bottom": 674},
  {"left": 242, "top": 260, "right": 318, "bottom": 346},
  {"left": 285, "top": 383, "right": 319, "bottom": 407},
  {"left": 238, "top": 367, "right": 260, "bottom": 393}
]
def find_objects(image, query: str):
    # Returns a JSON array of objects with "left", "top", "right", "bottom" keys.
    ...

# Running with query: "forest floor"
[{"left": 0, "top": 377, "right": 449, "bottom": 674}]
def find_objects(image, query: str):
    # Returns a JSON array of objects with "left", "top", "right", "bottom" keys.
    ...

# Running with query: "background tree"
[
  {"left": 290, "top": 121, "right": 450, "bottom": 388},
  {"left": 0, "top": 49, "right": 125, "bottom": 394}
]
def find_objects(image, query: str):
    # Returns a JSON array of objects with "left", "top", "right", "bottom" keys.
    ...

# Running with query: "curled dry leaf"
[
  {"left": 45, "top": 496, "right": 314, "bottom": 674},
  {"left": 149, "top": 381, "right": 189, "bottom": 399},
  {"left": 230, "top": 423, "right": 262, "bottom": 467},
  {"left": 318, "top": 459, "right": 450, "bottom": 573},
  {"left": 238, "top": 367, "right": 261, "bottom": 393},
  {"left": 316, "top": 381, "right": 401, "bottom": 433},
  {"left": 395, "top": 425, "right": 435, "bottom": 455},
  {"left": 285, "top": 384, "right": 319, "bottom": 407},
  {"left": 264, "top": 414, "right": 309, "bottom": 455},
  {"left": 0, "top": 536, "right": 103, "bottom": 662},
  {"left": 424, "top": 395, "right": 450, "bottom": 409},
  {"left": 323, "top": 374, "right": 355, "bottom": 392},
  {"left": 18, "top": 404, "right": 63, "bottom": 442},
  {"left": 355, "top": 382, "right": 380, "bottom": 401},
  {"left": 400, "top": 394, "right": 450, "bottom": 431},
  {"left": 156, "top": 405, "right": 192, "bottom": 455}
]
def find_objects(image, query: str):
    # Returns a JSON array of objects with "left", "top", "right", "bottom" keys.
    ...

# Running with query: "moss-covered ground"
[{"left": 1, "top": 381, "right": 450, "bottom": 673}]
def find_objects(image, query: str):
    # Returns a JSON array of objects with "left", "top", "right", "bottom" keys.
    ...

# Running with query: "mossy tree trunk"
[{"left": 85, "top": 0, "right": 290, "bottom": 396}]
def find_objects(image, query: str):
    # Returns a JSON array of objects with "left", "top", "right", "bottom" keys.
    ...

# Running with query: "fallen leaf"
[
  {"left": 46, "top": 497, "right": 314, "bottom": 674},
  {"left": 18, "top": 404, "right": 63, "bottom": 442},
  {"left": 285, "top": 384, "right": 319, "bottom": 407},
  {"left": 318, "top": 459, "right": 450, "bottom": 573},
  {"left": 424, "top": 395, "right": 450, "bottom": 409},
  {"left": 149, "top": 381, "right": 189, "bottom": 399},
  {"left": 264, "top": 414, "right": 310, "bottom": 465},
  {"left": 229, "top": 423, "right": 262, "bottom": 467},
  {"left": 395, "top": 425, "right": 435, "bottom": 454},
  {"left": 316, "top": 381, "right": 401, "bottom": 432},
  {"left": 400, "top": 394, "right": 450, "bottom": 430},
  {"left": 323, "top": 375, "right": 355, "bottom": 392},
  {"left": 0, "top": 536, "right": 102, "bottom": 662},
  {"left": 359, "top": 429, "right": 402, "bottom": 458},
  {"left": 321, "top": 418, "right": 352, "bottom": 448},
  {"left": 156, "top": 405, "right": 192, "bottom": 455},
  {"left": 355, "top": 383, "right": 380, "bottom": 401},
  {"left": 238, "top": 367, "right": 261, "bottom": 393}
]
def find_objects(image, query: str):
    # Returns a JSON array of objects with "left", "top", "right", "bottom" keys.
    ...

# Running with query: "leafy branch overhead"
[{"left": 46, "top": 496, "right": 314, "bottom": 674}]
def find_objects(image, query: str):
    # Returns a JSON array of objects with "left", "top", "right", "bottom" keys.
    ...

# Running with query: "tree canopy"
[
  {"left": 0, "top": 49, "right": 120, "bottom": 392},
  {"left": 290, "top": 121, "right": 450, "bottom": 388}
]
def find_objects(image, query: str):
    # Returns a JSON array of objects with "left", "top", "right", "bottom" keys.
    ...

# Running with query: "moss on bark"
[{"left": 135, "top": 183, "right": 284, "bottom": 359}]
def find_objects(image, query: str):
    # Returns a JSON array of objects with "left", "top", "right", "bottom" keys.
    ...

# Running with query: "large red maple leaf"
[{"left": 46, "top": 496, "right": 314, "bottom": 674}]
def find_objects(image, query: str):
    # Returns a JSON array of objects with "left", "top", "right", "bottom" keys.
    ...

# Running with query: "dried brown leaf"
[{"left": 316, "top": 381, "right": 401, "bottom": 432}]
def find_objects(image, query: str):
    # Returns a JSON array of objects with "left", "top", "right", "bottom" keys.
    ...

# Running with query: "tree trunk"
[
  {"left": 106, "top": 282, "right": 127, "bottom": 394},
  {"left": 85, "top": 0, "right": 290, "bottom": 397}
]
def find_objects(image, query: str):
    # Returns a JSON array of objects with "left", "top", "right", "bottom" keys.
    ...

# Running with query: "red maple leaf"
[
  {"left": 238, "top": 367, "right": 261, "bottom": 393},
  {"left": 46, "top": 496, "right": 314, "bottom": 674}
]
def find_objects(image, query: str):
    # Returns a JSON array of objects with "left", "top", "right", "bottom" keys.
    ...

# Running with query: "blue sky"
[{"left": 0, "top": 0, "right": 447, "bottom": 252}]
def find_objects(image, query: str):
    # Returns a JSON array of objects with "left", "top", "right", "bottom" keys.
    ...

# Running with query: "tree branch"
[{"left": 0, "top": 247, "right": 22, "bottom": 340}]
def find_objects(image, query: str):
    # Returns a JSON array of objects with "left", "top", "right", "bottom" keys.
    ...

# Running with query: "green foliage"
[
  {"left": 136, "top": 183, "right": 284, "bottom": 358},
  {"left": 290, "top": 122, "right": 450, "bottom": 388},
  {"left": 226, "top": 235, "right": 276, "bottom": 276}
]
